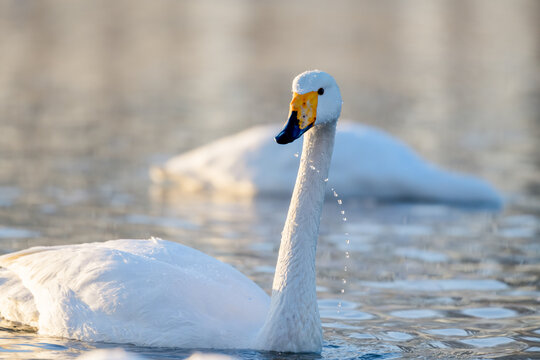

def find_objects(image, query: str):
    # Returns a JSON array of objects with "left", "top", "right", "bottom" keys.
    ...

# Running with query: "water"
[{"left": 0, "top": 0, "right": 539, "bottom": 359}]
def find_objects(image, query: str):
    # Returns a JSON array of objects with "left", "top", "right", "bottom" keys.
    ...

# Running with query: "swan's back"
[{"left": 0, "top": 238, "right": 269, "bottom": 348}]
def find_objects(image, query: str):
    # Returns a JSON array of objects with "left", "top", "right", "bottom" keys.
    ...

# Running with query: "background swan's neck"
[{"left": 256, "top": 121, "right": 337, "bottom": 353}]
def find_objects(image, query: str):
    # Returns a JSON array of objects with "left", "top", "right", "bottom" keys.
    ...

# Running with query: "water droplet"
[
  {"left": 324, "top": 178, "right": 329, "bottom": 182},
  {"left": 345, "top": 252, "right": 350, "bottom": 259},
  {"left": 346, "top": 239, "right": 350, "bottom": 245},
  {"left": 333, "top": 191, "right": 338, "bottom": 197},
  {"left": 340, "top": 210, "right": 345, "bottom": 215},
  {"left": 342, "top": 217, "right": 347, "bottom": 222},
  {"left": 337, "top": 199, "right": 342, "bottom": 205},
  {"left": 341, "top": 289, "right": 345, "bottom": 294},
  {"left": 342, "top": 279, "right": 347, "bottom": 284},
  {"left": 310, "top": 165, "right": 316, "bottom": 170},
  {"left": 344, "top": 266, "right": 348, "bottom": 272},
  {"left": 294, "top": 152, "right": 299, "bottom": 158}
]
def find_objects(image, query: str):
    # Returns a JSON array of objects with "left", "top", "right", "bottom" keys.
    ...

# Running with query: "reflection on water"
[{"left": 0, "top": 0, "right": 539, "bottom": 359}]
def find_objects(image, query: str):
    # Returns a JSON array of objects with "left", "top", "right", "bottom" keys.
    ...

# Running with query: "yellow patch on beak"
[{"left": 289, "top": 91, "right": 318, "bottom": 129}]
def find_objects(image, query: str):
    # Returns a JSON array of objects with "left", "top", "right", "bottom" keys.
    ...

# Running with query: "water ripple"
[
  {"left": 426, "top": 328, "right": 468, "bottom": 337},
  {"left": 360, "top": 279, "right": 508, "bottom": 292},
  {"left": 460, "top": 337, "right": 515, "bottom": 348},
  {"left": 390, "top": 309, "right": 441, "bottom": 319},
  {"left": 461, "top": 307, "right": 518, "bottom": 319}
]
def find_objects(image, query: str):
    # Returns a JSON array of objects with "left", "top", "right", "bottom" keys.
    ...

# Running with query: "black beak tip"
[{"left": 275, "top": 132, "right": 293, "bottom": 145}]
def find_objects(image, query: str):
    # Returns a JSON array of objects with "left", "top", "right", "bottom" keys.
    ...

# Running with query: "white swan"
[
  {"left": 0, "top": 70, "right": 342, "bottom": 353},
  {"left": 151, "top": 122, "right": 501, "bottom": 207}
]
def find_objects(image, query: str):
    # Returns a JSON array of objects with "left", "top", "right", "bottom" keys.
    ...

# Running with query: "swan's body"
[
  {"left": 0, "top": 70, "right": 341, "bottom": 353},
  {"left": 0, "top": 239, "right": 268, "bottom": 348},
  {"left": 151, "top": 123, "right": 501, "bottom": 207}
]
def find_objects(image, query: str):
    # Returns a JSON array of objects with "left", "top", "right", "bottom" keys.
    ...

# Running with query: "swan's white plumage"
[
  {"left": 0, "top": 70, "right": 347, "bottom": 353},
  {"left": 0, "top": 238, "right": 269, "bottom": 349},
  {"left": 151, "top": 122, "right": 501, "bottom": 206}
]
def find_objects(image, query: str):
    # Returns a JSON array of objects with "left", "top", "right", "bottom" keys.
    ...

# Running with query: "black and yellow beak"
[{"left": 275, "top": 91, "right": 318, "bottom": 144}]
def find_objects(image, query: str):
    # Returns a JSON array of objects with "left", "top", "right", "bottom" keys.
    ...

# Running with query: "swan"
[
  {"left": 151, "top": 121, "right": 501, "bottom": 207},
  {"left": 0, "top": 70, "right": 341, "bottom": 353}
]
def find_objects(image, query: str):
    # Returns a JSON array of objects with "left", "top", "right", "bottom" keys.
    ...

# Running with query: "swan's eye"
[{"left": 318, "top": 88, "right": 324, "bottom": 95}]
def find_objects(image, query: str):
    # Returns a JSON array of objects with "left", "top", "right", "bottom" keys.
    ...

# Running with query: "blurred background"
[
  {"left": 0, "top": 1, "right": 539, "bottom": 359},
  {"left": 1, "top": 0, "right": 539, "bottom": 198}
]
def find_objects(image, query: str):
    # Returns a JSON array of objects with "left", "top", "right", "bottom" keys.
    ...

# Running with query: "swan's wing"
[
  {"left": 0, "top": 239, "right": 269, "bottom": 348},
  {"left": 0, "top": 267, "right": 39, "bottom": 327}
]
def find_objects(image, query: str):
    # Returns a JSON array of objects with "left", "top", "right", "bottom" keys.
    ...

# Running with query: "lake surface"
[{"left": 0, "top": 0, "right": 539, "bottom": 359}]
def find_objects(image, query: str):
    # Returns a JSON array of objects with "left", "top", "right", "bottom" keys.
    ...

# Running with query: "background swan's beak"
[{"left": 275, "top": 91, "right": 318, "bottom": 144}]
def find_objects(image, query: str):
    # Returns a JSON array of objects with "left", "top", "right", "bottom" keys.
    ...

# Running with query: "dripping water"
[{"left": 330, "top": 187, "right": 351, "bottom": 313}]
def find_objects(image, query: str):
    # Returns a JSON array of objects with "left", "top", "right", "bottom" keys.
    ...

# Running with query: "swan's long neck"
[{"left": 256, "top": 121, "right": 337, "bottom": 353}]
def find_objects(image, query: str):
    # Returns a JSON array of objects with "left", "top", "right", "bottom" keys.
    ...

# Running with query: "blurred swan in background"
[
  {"left": 151, "top": 122, "right": 502, "bottom": 207},
  {"left": 0, "top": 70, "right": 343, "bottom": 353}
]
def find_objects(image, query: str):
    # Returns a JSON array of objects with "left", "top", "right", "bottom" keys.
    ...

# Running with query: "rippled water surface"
[{"left": 0, "top": 0, "right": 539, "bottom": 359}]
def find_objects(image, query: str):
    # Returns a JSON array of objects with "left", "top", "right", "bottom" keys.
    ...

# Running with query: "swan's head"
[{"left": 275, "top": 70, "right": 342, "bottom": 144}]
